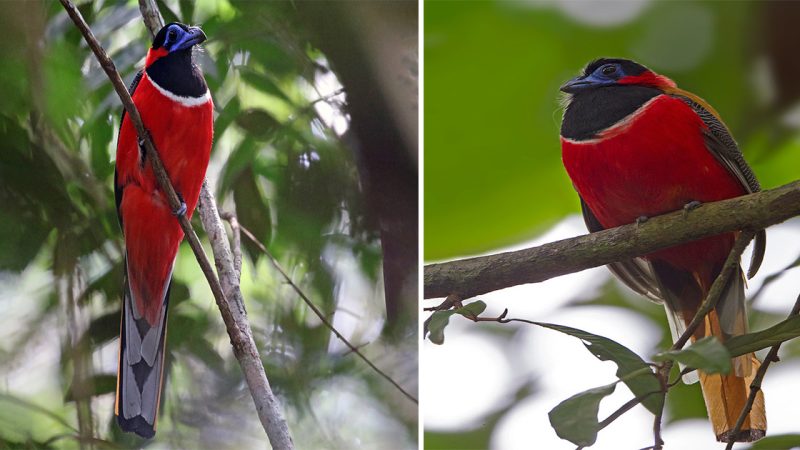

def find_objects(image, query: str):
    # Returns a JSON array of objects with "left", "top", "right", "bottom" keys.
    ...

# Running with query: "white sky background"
[{"left": 423, "top": 216, "right": 800, "bottom": 450}]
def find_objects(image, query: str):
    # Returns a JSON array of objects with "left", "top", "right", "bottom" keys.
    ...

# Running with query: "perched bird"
[
  {"left": 560, "top": 58, "right": 766, "bottom": 443},
  {"left": 114, "top": 22, "right": 213, "bottom": 438}
]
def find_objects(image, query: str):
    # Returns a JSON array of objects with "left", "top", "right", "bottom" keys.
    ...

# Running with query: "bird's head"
[
  {"left": 560, "top": 58, "right": 676, "bottom": 94},
  {"left": 145, "top": 23, "right": 206, "bottom": 67}
]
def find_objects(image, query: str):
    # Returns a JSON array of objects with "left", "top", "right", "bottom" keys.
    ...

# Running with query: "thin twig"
[
  {"left": 671, "top": 231, "right": 756, "bottom": 350},
  {"left": 423, "top": 294, "right": 465, "bottom": 340},
  {"left": 649, "top": 362, "right": 672, "bottom": 450},
  {"left": 59, "top": 2, "right": 294, "bottom": 447},
  {"left": 221, "top": 212, "right": 243, "bottom": 279},
  {"left": 724, "top": 292, "right": 800, "bottom": 450},
  {"left": 234, "top": 219, "right": 418, "bottom": 404},
  {"left": 597, "top": 390, "right": 660, "bottom": 431},
  {"left": 652, "top": 403, "right": 664, "bottom": 450}
]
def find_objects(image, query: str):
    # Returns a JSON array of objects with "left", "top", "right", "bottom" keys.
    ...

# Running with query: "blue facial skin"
[
  {"left": 162, "top": 25, "right": 206, "bottom": 53},
  {"left": 560, "top": 63, "right": 626, "bottom": 93}
]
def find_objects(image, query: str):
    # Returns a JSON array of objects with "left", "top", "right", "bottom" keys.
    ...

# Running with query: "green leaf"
[
  {"left": 454, "top": 300, "right": 486, "bottom": 318},
  {"left": 156, "top": 0, "right": 180, "bottom": 25},
  {"left": 654, "top": 336, "right": 732, "bottom": 374},
  {"left": 233, "top": 168, "right": 272, "bottom": 262},
  {"left": 235, "top": 108, "right": 281, "bottom": 140},
  {"left": 426, "top": 310, "right": 456, "bottom": 345},
  {"left": 240, "top": 69, "right": 293, "bottom": 104},
  {"left": 64, "top": 374, "right": 117, "bottom": 402},
  {"left": 213, "top": 96, "right": 241, "bottom": 140},
  {"left": 89, "top": 116, "right": 113, "bottom": 179},
  {"left": 179, "top": 0, "right": 194, "bottom": 22},
  {"left": 745, "top": 433, "right": 800, "bottom": 450},
  {"left": 725, "top": 316, "right": 800, "bottom": 357},
  {"left": 548, "top": 383, "right": 616, "bottom": 447},
  {"left": 425, "top": 301, "right": 487, "bottom": 345},
  {"left": 536, "top": 322, "right": 663, "bottom": 414}
]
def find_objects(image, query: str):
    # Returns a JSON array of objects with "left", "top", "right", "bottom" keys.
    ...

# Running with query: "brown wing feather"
[
  {"left": 579, "top": 198, "right": 663, "bottom": 301},
  {"left": 665, "top": 87, "right": 766, "bottom": 278}
]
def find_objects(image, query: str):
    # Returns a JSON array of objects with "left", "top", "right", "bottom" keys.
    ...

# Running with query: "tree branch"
[
  {"left": 425, "top": 180, "right": 800, "bottom": 299},
  {"left": 59, "top": 1, "right": 293, "bottom": 447},
  {"left": 196, "top": 185, "right": 294, "bottom": 448},
  {"left": 220, "top": 211, "right": 243, "bottom": 279}
]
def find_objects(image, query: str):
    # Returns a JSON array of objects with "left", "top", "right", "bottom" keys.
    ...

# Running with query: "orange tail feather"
[{"left": 698, "top": 311, "right": 766, "bottom": 442}]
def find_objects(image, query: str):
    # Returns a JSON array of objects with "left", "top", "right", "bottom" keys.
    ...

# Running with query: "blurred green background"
[
  {"left": 424, "top": 1, "right": 800, "bottom": 449},
  {"left": 0, "top": 0, "right": 417, "bottom": 449}
]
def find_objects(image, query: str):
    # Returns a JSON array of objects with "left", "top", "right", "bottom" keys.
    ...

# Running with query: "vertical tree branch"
[
  {"left": 197, "top": 185, "right": 294, "bottom": 447},
  {"left": 58, "top": 1, "right": 294, "bottom": 447}
]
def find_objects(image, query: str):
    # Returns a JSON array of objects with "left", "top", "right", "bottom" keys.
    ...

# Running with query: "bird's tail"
[
  {"left": 115, "top": 262, "right": 171, "bottom": 439},
  {"left": 654, "top": 261, "right": 766, "bottom": 443},
  {"left": 699, "top": 308, "right": 766, "bottom": 442}
]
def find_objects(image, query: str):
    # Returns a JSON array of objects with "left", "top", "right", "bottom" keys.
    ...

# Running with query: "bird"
[
  {"left": 113, "top": 22, "right": 213, "bottom": 438},
  {"left": 559, "top": 58, "right": 766, "bottom": 443}
]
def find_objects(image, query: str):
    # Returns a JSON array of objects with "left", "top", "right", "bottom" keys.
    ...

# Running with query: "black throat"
[
  {"left": 145, "top": 49, "right": 207, "bottom": 98},
  {"left": 561, "top": 85, "right": 662, "bottom": 141}
]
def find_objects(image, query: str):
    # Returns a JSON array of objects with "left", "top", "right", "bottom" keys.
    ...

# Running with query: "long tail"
[
  {"left": 115, "top": 260, "right": 171, "bottom": 439},
  {"left": 653, "top": 260, "right": 766, "bottom": 443},
  {"left": 699, "top": 308, "right": 766, "bottom": 442}
]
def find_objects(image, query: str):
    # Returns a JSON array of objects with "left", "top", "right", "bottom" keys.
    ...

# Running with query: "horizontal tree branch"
[{"left": 424, "top": 180, "right": 800, "bottom": 300}]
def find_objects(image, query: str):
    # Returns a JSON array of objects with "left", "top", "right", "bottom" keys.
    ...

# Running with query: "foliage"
[
  {"left": 0, "top": 1, "right": 416, "bottom": 448},
  {"left": 548, "top": 383, "right": 616, "bottom": 447},
  {"left": 654, "top": 337, "right": 731, "bottom": 374}
]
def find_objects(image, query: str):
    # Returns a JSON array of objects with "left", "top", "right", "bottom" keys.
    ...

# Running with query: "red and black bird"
[
  {"left": 560, "top": 58, "right": 766, "bottom": 442},
  {"left": 114, "top": 23, "right": 213, "bottom": 438}
]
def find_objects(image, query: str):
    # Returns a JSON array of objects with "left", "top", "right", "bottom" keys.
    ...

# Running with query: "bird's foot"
[
  {"left": 173, "top": 201, "right": 187, "bottom": 217},
  {"left": 683, "top": 200, "right": 702, "bottom": 216},
  {"left": 635, "top": 215, "right": 649, "bottom": 227}
]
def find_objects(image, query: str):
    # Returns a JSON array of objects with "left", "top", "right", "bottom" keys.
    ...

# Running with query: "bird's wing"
[
  {"left": 579, "top": 197, "right": 663, "bottom": 302},
  {"left": 668, "top": 89, "right": 766, "bottom": 279},
  {"left": 114, "top": 69, "right": 144, "bottom": 229}
]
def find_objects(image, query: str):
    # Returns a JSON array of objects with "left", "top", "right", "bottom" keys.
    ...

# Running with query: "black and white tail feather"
[{"left": 115, "top": 260, "right": 172, "bottom": 439}]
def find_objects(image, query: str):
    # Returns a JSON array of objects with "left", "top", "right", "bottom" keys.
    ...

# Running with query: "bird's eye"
[
  {"left": 601, "top": 65, "right": 617, "bottom": 76},
  {"left": 167, "top": 29, "right": 177, "bottom": 41}
]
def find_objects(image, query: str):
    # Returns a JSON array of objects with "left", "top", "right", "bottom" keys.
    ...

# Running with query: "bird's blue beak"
[
  {"left": 175, "top": 26, "right": 207, "bottom": 51},
  {"left": 560, "top": 73, "right": 614, "bottom": 93}
]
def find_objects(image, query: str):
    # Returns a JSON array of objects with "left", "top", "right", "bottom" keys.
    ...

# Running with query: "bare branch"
[
  {"left": 235, "top": 219, "right": 418, "bottom": 404},
  {"left": 220, "top": 212, "right": 243, "bottom": 279},
  {"left": 59, "top": 2, "right": 293, "bottom": 447},
  {"left": 137, "top": 0, "right": 162, "bottom": 39},
  {"left": 196, "top": 186, "right": 294, "bottom": 448},
  {"left": 425, "top": 180, "right": 800, "bottom": 300},
  {"left": 725, "top": 292, "right": 800, "bottom": 450}
]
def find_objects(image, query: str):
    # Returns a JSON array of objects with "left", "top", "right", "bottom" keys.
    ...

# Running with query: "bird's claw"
[
  {"left": 173, "top": 201, "right": 187, "bottom": 217},
  {"left": 683, "top": 200, "right": 702, "bottom": 216},
  {"left": 635, "top": 215, "right": 649, "bottom": 226}
]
